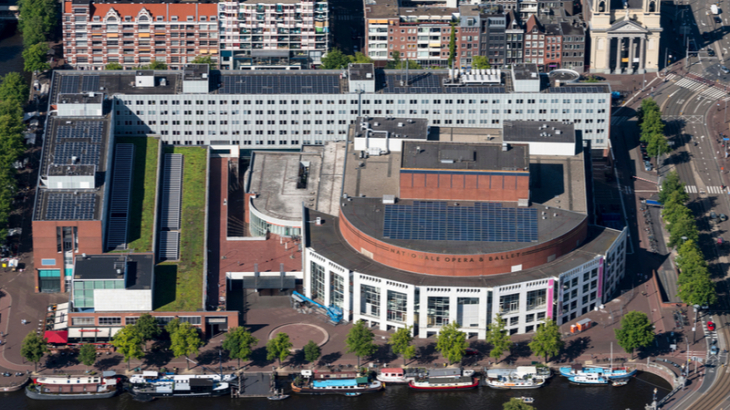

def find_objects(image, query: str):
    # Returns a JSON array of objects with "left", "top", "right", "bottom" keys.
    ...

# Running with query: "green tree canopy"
[
  {"left": 487, "top": 314, "right": 512, "bottom": 362},
  {"left": 528, "top": 319, "right": 563, "bottom": 363},
  {"left": 23, "top": 42, "right": 51, "bottom": 73},
  {"left": 389, "top": 326, "right": 416, "bottom": 366},
  {"left": 21, "top": 332, "right": 47, "bottom": 372},
  {"left": 105, "top": 62, "right": 123, "bottom": 70},
  {"left": 321, "top": 48, "right": 351, "bottom": 69},
  {"left": 646, "top": 133, "right": 671, "bottom": 160},
  {"left": 351, "top": 52, "right": 373, "bottom": 64},
  {"left": 18, "top": 0, "right": 57, "bottom": 47},
  {"left": 266, "top": 332, "right": 293, "bottom": 367},
  {"left": 0, "top": 73, "right": 28, "bottom": 107},
  {"left": 142, "top": 61, "right": 168, "bottom": 70},
  {"left": 345, "top": 321, "right": 378, "bottom": 367},
  {"left": 222, "top": 326, "right": 258, "bottom": 367},
  {"left": 447, "top": 23, "right": 456, "bottom": 67},
  {"left": 667, "top": 213, "right": 699, "bottom": 247},
  {"left": 166, "top": 318, "right": 181, "bottom": 335},
  {"left": 659, "top": 171, "right": 688, "bottom": 204},
  {"left": 472, "top": 55, "right": 491, "bottom": 70},
  {"left": 191, "top": 55, "right": 217, "bottom": 69},
  {"left": 135, "top": 313, "right": 161, "bottom": 342},
  {"left": 303, "top": 340, "right": 321, "bottom": 364},
  {"left": 435, "top": 322, "right": 468, "bottom": 364},
  {"left": 503, "top": 398, "right": 535, "bottom": 410},
  {"left": 78, "top": 343, "right": 97, "bottom": 369},
  {"left": 112, "top": 325, "right": 144, "bottom": 369},
  {"left": 614, "top": 311, "right": 655, "bottom": 356},
  {"left": 662, "top": 192, "right": 693, "bottom": 225},
  {"left": 170, "top": 322, "right": 203, "bottom": 369},
  {"left": 678, "top": 270, "right": 717, "bottom": 306}
]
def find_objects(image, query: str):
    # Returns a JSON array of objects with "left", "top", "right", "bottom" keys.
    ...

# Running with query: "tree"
[
  {"left": 646, "top": 133, "right": 671, "bottom": 162},
  {"left": 105, "top": 62, "right": 123, "bottom": 70},
  {"left": 303, "top": 340, "right": 321, "bottom": 365},
  {"left": 447, "top": 23, "right": 456, "bottom": 67},
  {"left": 487, "top": 314, "right": 512, "bottom": 363},
  {"left": 435, "top": 322, "right": 468, "bottom": 364},
  {"left": 112, "top": 325, "right": 144, "bottom": 370},
  {"left": 0, "top": 73, "right": 28, "bottom": 107},
  {"left": 135, "top": 313, "right": 161, "bottom": 344},
  {"left": 266, "top": 332, "right": 293, "bottom": 367},
  {"left": 143, "top": 61, "right": 168, "bottom": 70},
  {"left": 170, "top": 322, "right": 203, "bottom": 370},
  {"left": 528, "top": 319, "right": 563, "bottom": 363},
  {"left": 503, "top": 398, "right": 535, "bottom": 410},
  {"left": 23, "top": 42, "right": 51, "bottom": 73},
  {"left": 20, "top": 332, "right": 47, "bottom": 372},
  {"left": 166, "top": 318, "right": 181, "bottom": 336},
  {"left": 222, "top": 326, "right": 258, "bottom": 367},
  {"left": 583, "top": 75, "right": 600, "bottom": 83},
  {"left": 321, "top": 48, "right": 350, "bottom": 69},
  {"left": 191, "top": 55, "right": 217, "bottom": 69},
  {"left": 614, "top": 311, "right": 655, "bottom": 356},
  {"left": 350, "top": 52, "right": 373, "bottom": 64},
  {"left": 472, "top": 55, "right": 491, "bottom": 70},
  {"left": 389, "top": 326, "right": 416, "bottom": 366},
  {"left": 659, "top": 171, "right": 688, "bottom": 204},
  {"left": 345, "top": 321, "right": 377, "bottom": 367},
  {"left": 667, "top": 213, "right": 699, "bottom": 247},
  {"left": 678, "top": 270, "right": 717, "bottom": 306},
  {"left": 78, "top": 343, "right": 97, "bottom": 370},
  {"left": 18, "top": 0, "right": 57, "bottom": 48}
]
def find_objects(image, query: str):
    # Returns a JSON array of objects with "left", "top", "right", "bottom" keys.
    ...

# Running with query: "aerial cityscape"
[{"left": 0, "top": 0, "right": 725, "bottom": 407}]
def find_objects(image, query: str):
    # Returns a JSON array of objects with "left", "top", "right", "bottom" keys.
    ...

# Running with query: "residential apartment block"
[
  {"left": 218, "top": 0, "right": 330, "bottom": 69},
  {"left": 63, "top": 0, "right": 219, "bottom": 69},
  {"left": 523, "top": 14, "right": 586, "bottom": 72}
]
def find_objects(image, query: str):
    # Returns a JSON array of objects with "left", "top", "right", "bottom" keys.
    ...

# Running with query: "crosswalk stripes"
[
  {"left": 707, "top": 186, "right": 726, "bottom": 194},
  {"left": 685, "top": 185, "right": 698, "bottom": 193},
  {"left": 665, "top": 73, "right": 677, "bottom": 81},
  {"left": 700, "top": 87, "right": 729, "bottom": 100},
  {"left": 675, "top": 78, "right": 709, "bottom": 92}
]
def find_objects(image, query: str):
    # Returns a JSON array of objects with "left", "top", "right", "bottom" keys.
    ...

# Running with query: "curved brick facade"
[{"left": 339, "top": 211, "right": 588, "bottom": 276}]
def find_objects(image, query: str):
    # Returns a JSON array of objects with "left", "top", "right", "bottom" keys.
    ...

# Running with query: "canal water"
[
  {"left": 0, "top": 23, "right": 26, "bottom": 80},
  {"left": 0, "top": 373, "right": 671, "bottom": 410}
]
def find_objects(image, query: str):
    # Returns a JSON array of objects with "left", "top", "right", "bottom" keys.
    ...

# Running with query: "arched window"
[
  {"left": 106, "top": 16, "right": 117, "bottom": 22},
  {"left": 598, "top": 1, "right": 605, "bottom": 12},
  {"left": 648, "top": 1, "right": 655, "bottom": 12},
  {"left": 138, "top": 15, "right": 148, "bottom": 22}
]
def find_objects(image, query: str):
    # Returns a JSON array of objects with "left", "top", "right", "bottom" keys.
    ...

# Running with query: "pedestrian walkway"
[
  {"left": 678, "top": 185, "right": 725, "bottom": 194},
  {"left": 666, "top": 74, "right": 729, "bottom": 100}
]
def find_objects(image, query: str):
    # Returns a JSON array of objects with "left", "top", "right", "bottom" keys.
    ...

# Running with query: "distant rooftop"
[
  {"left": 40, "top": 117, "right": 109, "bottom": 179},
  {"left": 73, "top": 253, "right": 154, "bottom": 290},
  {"left": 503, "top": 121, "right": 575, "bottom": 144},
  {"left": 355, "top": 117, "right": 431, "bottom": 140},
  {"left": 57, "top": 93, "right": 103, "bottom": 104},
  {"left": 183, "top": 64, "right": 210, "bottom": 81},
  {"left": 513, "top": 64, "right": 540, "bottom": 80},
  {"left": 52, "top": 71, "right": 178, "bottom": 103},
  {"left": 401, "top": 141, "right": 530, "bottom": 172},
  {"left": 349, "top": 64, "right": 375, "bottom": 81}
]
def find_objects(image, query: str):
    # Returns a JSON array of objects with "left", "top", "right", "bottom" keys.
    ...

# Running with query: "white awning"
[{"left": 67, "top": 327, "right": 122, "bottom": 339}]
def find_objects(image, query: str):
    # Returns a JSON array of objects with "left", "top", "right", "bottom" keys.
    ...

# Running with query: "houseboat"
[
  {"left": 559, "top": 365, "right": 637, "bottom": 380},
  {"left": 484, "top": 366, "right": 550, "bottom": 389},
  {"left": 128, "top": 373, "right": 236, "bottom": 398},
  {"left": 409, "top": 376, "right": 480, "bottom": 391},
  {"left": 26, "top": 375, "right": 120, "bottom": 400},
  {"left": 567, "top": 373, "right": 609, "bottom": 385},
  {"left": 426, "top": 367, "right": 475, "bottom": 378},
  {"left": 291, "top": 377, "right": 384, "bottom": 395},
  {"left": 376, "top": 368, "right": 421, "bottom": 383}
]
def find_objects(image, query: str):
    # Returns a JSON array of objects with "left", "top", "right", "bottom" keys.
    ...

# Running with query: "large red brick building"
[{"left": 62, "top": 0, "right": 219, "bottom": 69}]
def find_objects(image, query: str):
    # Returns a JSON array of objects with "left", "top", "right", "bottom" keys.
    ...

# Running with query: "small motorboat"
[
  {"left": 519, "top": 396, "right": 534, "bottom": 403},
  {"left": 345, "top": 392, "right": 361, "bottom": 396},
  {"left": 267, "top": 393, "right": 290, "bottom": 400},
  {"left": 612, "top": 379, "right": 629, "bottom": 387}
]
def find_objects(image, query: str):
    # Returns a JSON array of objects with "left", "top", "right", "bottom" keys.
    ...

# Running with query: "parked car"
[
  {"left": 703, "top": 32, "right": 711, "bottom": 40},
  {"left": 721, "top": 65, "right": 730, "bottom": 74},
  {"left": 711, "top": 345, "right": 719, "bottom": 355},
  {"left": 720, "top": 213, "right": 728, "bottom": 221},
  {"left": 709, "top": 48, "right": 716, "bottom": 56},
  {"left": 708, "top": 321, "right": 716, "bottom": 331},
  {"left": 644, "top": 161, "right": 653, "bottom": 172}
]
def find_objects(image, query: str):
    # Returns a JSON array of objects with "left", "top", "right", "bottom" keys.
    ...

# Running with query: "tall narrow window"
[
  {"left": 56, "top": 227, "right": 62, "bottom": 252},
  {"left": 73, "top": 227, "right": 79, "bottom": 252}
]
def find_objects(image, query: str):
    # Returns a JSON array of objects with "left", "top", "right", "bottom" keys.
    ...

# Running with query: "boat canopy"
[
  {"left": 380, "top": 368, "right": 404, "bottom": 375},
  {"left": 313, "top": 379, "right": 358, "bottom": 387}
]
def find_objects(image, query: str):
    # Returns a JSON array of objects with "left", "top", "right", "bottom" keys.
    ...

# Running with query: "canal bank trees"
[
  {"left": 112, "top": 325, "right": 145, "bottom": 370},
  {"left": 389, "top": 326, "right": 416, "bottom": 366},
  {"left": 21, "top": 331, "right": 47, "bottom": 372},
  {"left": 222, "top": 326, "right": 259, "bottom": 367},
  {"left": 267, "top": 332, "right": 294, "bottom": 368},
  {"left": 169, "top": 322, "right": 203, "bottom": 370},
  {"left": 18, "top": 0, "right": 57, "bottom": 73},
  {"left": 346, "top": 321, "right": 377, "bottom": 367},
  {"left": 503, "top": 398, "right": 535, "bottom": 410},
  {"left": 78, "top": 343, "right": 97, "bottom": 371},
  {"left": 0, "top": 74, "right": 29, "bottom": 238},
  {"left": 435, "top": 322, "right": 468, "bottom": 364},
  {"left": 528, "top": 319, "right": 564, "bottom": 363},
  {"left": 487, "top": 314, "right": 512, "bottom": 363},
  {"left": 614, "top": 311, "right": 655, "bottom": 357},
  {"left": 303, "top": 340, "right": 321, "bottom": 365}
]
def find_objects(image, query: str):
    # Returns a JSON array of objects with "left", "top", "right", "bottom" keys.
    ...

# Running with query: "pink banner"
[
  {"left": 597, "top": 258, "right": 604, "bottom": 302},
  {"left": 547, "top": 279, "right": 554, "bottom": 319}
]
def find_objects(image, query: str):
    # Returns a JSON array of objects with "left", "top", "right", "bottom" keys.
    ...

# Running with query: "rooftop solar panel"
[
  {"left": 81, "top": 76, "right": 100, "bottom": 92},
  {"left": 44, "top": 192, "right": 96, "bottom": 220},
  {"left": 219, "top": 74, "right": 341, "bottom": 94},
  {"left": 383, "top": 202, "right": 538, "bottom": 243},
  {"left": 60, "top": 76, "right": 80, "bottom": 95}
]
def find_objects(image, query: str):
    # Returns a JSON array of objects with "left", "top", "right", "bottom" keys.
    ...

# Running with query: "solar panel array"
[
  {"left": 44, "top": 193, "right": 97, "bottom": 220},
  {"left": 57, "top": 122, "right": 104, "bottom": 143},
  {"left": 548, "top": 86, "right": 608, "bottom": 94},
  {"left": 106, "top": 144, "right": 135, "bottom": 251},
  {"left": 53, "top": 142, "right": 100, "bottom": 166},
  {"left": 220, "top": 75, "right": 341, "bottom": 94},
  {"left": 383, "top": 201, "right": 538, "bottom": 243},
  {"left": 81, "top": 76, "right": 100, "bottom": 92},
  {"left": 60, "top": 76, "right": 80, "bottom": 94},
  {"left": 383, "top": 74, "right": 506, "bottom": 94}
]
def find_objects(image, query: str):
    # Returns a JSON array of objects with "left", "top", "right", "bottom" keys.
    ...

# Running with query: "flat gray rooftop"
[
  {"left": 246, "top": 142, "right": 345, "bottom": 221},
  {"left": 306, "top": 208, "right": 619, "bottom": 287},
  {"left": 503, "top": 121, "right": 575, "bottom": 144},
  {"left": 513, "top": 64, "right": 540, "bottom": 80},
  {"left": 52, "top": 71, "right": 179, "bottom": 103},
  {"left": 401, "top": 141, "right": 530, "bottom": 171},
  {"left": 529, "top": 153, "right": 587, "bottom": 214},
  {"left": 342, "top": 141, "right": 402, "bottom": 199},
  {"left": 355, "top": 117, "right": 431, "bottom": 140},
  {"left": 349, "top": 64, "right": 375, "bottom": 82},
  {"left": 58, "top": 93, "right": 103, "bottom": 104}
]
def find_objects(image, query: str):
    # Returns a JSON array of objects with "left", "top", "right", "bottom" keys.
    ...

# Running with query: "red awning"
[{"left": 43, "top": 330, "right": 68, "bottom": 344}]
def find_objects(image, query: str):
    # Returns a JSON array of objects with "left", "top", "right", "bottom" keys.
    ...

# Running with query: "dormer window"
[
  {"left": 186, "top": 16, "right": 194, "bottom": 21},
  {"left": 138, "top": 15, "right": 148, "bottom": 22},
  {"left": 156, "top": 16, "right": 163, "bottom": 21},
  {"left": 124, "top": 16, "right": 131, "bottom": 22},
  {"left": 200, "top": 16, "right": 206, "bottom": 21},
  {"left": 210, "top": 16, "right": 216, "bottom": 21},
  {"left": 93, "top": 16, "right": 100, "bottom": 21},
  {"left": 171, "top": 16, "right": 178, "bottom": 21}
]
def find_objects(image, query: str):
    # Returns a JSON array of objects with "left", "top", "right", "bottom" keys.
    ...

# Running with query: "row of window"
[
  {"left": 71, "top": 316, "right": 203, "bottom": 326},
  {"left": 68, "top": 11, "right": 217, "bottom": 23},
  {"left": 122, "top": 98, "right": 607, "bottom": 106}
]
